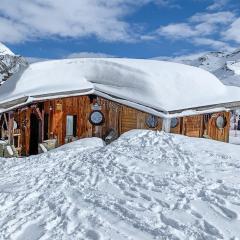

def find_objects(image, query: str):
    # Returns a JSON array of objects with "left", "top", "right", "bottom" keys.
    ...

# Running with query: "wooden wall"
[
  {"left": 119, "top": 106, "right": 162, "bottom": 134},
  {"left": 182, "top": 115, "right": 203, "bottom": 138},
  {"left": 8, "top": 95, "right": 230, "bottom": 156},
  {"left": 44, "top": 96, "right": 93, "bottom": 145},
  {"left": 207, "top": 112, "right": 230, "bottom": 142}
]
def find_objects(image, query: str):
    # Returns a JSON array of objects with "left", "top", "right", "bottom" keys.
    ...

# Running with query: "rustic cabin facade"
[
  {"left": 0, "top": 95, "right": 231, "bottom": 156},
  {"left": 0, "top": 58, "right": 239, "bottom": 157}
]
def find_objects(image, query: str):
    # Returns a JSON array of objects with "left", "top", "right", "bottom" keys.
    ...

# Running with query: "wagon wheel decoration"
[
  {"left": 146, "top": 115, "right": 158, "bottom": 128},
  {"left": 89, "top": 110, "right": 104, "bottom": 126}
]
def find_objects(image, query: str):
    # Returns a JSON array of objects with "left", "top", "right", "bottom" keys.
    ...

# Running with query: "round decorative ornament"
[
  {"left": 171, "top": 118, "right": 179, "bottom": 128},
  {"left": 216, "top": 115, "right": 227, "bottom": 129},
  {"left": 89, "top": 110, "right": 104, "bottom": 125},
  {"left": 146, "top": 115, "right": 158, "bottom": 128}
]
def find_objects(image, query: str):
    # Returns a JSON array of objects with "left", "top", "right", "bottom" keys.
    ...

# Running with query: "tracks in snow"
[{"left": 0, "top": 131, "right": 240, "bottom": 239}]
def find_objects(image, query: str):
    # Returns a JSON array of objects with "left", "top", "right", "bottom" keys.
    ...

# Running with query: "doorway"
[{"left": 29, "top": 113, "right": 39, "bottom": 155}]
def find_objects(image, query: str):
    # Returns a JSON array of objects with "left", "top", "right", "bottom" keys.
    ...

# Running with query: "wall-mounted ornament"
[
  {"left": 56, "top": 103, "right": 62, "bottom": 111},
  {"left": 170, "top": 118, "right": 179, "bottom": 128},
  {"left": 146, "top": 115, "right": 158, "bottom": 128},
  {"left": 92, "top": 103, "right": 101, "bottom": 111},
  {"left": 216, "top": 115, "right": 227, "bottom": 129},
  {"left": 89, "top": 110, "right": 104, "bottom": 125}
]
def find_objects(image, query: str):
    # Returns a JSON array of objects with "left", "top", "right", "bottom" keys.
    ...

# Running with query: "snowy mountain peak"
[
  {"left": 0, "top": 42, "right": 14, "bottom": 56},
  {"left": 0, "top": 43, "right": 28, "bottom": 85},
  {"left": 178, "top": 48, "right": 240, "bottom": 87},
  {"left": 226, "top": 48, "right": 240, "bottom": 59}
]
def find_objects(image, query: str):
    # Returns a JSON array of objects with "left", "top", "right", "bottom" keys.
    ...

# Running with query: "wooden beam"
[
  {"left": 3, "top": 113, "right": 9, "bottom": 131},
  {"left": 41, "top": 109, "right": 44, "bottom": 143},
  {"left": 32, "top": 106, "right": 43, "bottom": 122},
  {"left": 8, "top": 112, "right": 14, "bottom": 145},
  {"left": 30, "top": 105, "right": 44, "bottom": 143}
]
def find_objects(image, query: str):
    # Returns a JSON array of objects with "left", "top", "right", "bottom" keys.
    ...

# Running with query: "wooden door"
[{"left": 29, "top": 113, "right": 39, "bottom": 155}]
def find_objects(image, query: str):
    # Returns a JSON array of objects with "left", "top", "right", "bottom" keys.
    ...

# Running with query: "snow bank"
[
  {"left": 1, "top": 58, "right": 240, "bottom": 115},
  {"left": 55, "top": 137, "right": 105, "bottom": 151},
  {"left": 230, "top": 130, "right": 240, "bottom": 145},
  {"left": 0, "top": 130, "right": 240, "bottom": 239}
]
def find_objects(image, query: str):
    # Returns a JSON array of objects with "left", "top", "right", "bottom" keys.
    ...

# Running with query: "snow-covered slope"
[
  {"left": 0, "top": 42, "right": 14, "bottom": 55},
  {"left": 0, "top": 130, "right": 240, "bottom": 239},
  {"left": 0, "top": 42, "right": 28, "bottom": 85},
  {"left": 178, "top": 49, "right": 240, "bottom": 87}
]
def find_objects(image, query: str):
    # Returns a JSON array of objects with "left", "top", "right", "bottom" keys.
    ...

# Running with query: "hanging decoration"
[
  {"left": 146, "top": 115, "right": 158, "bottom": 128},
  {"left": 216, "top": 115, "right": 227, "bottom": 129},
  {"left": 170, "top": 118, "right": 179, "bottom": 128},
  {"left": 89, "top": 110, "right": 104, "bottom": 125}
]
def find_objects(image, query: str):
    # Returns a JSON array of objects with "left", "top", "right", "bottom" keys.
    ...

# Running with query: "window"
[
  {"left": 66, "top": 115, "right": 77, "bottom": 137},
  {"left": 216, "top": 115, "right": 227, "bottom": 129}
]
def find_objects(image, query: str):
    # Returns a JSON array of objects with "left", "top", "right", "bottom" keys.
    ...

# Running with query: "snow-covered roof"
[{"left": 0, "top": 58, "right": 240, "bottom": 117}]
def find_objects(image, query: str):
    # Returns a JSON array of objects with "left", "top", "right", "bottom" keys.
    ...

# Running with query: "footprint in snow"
[
  {"left": 85, "top": 229, "right": 101, "bottom": 240},
  {"left": 12, "top": 220, "right": 44, "bottom": 240}
]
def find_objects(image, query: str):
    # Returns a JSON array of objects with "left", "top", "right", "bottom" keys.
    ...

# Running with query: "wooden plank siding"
[
  {"left": 182, "top": 115, "right": 204, "bottom": 138},
  {"left": 119, "top": 106, "right": 163, "bottom": 134},
  {"left": 6, "top": 95, "right": 231, "bottom": 156},
  {"left": 207, "top": 112, "right": 230, "bottom": 142}
]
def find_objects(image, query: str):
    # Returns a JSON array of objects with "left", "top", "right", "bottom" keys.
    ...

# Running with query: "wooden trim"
[
  {"left": 8, "top": 112, "right": 14, "bottom": 145},
  {"left": 3, "top": 113, "right": 8, "bottom": 131}
]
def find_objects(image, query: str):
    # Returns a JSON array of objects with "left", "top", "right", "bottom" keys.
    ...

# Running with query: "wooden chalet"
[{"left": 0, "top": 58, "right": 240, "bottom": 156}]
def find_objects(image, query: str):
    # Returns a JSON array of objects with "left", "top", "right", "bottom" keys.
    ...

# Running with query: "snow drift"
[{"left": 0, "top": 130, "right": 240, "bottom": 239}]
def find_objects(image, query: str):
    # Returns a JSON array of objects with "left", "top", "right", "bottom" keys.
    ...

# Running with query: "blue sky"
[{"left": 0, "top": 0, "right": 240, "bottom": 59}]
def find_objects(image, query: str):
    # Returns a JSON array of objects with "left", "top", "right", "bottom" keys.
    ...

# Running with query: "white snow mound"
[{"left": 0, "top": 131, "right": 240, "bottom": 239}]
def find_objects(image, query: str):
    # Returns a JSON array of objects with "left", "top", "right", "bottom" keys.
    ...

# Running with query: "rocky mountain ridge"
[
  {"left": 179, "top": 49, "right": 240, "bottom": 87},
  {"left": 0, "top": 42, "right": 28, "bottom": 85}
]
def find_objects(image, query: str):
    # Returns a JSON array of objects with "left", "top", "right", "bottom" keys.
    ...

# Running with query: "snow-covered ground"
[
  {"left": 0, "top": 130, "right": 240, "bottom": 239},
  {"left": 230, "top": 130, "right": 240, "bottom": 145}
]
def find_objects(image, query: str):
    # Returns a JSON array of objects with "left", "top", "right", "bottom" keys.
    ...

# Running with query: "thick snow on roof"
[{"left": 0, "top": 58, "right": 240, "bottom": 114}]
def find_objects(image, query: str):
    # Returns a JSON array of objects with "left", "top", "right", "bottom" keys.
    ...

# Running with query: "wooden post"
[
  {"left": 8, "top": 112, "right": 14, "bottom": 145},
  {"left": 3, "top": 113, "right": 8, "bottom": 131},
  {"left": 33, "top": 106, "right": 44, "bottom": 143},
  {"left": 41, "top": 109, "right": 44, "bottom": 143}
]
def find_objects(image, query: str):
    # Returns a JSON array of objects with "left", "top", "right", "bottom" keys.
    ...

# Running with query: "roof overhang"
[{"left": 0, "top": 89, "right": 239, "bottom": 118}]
